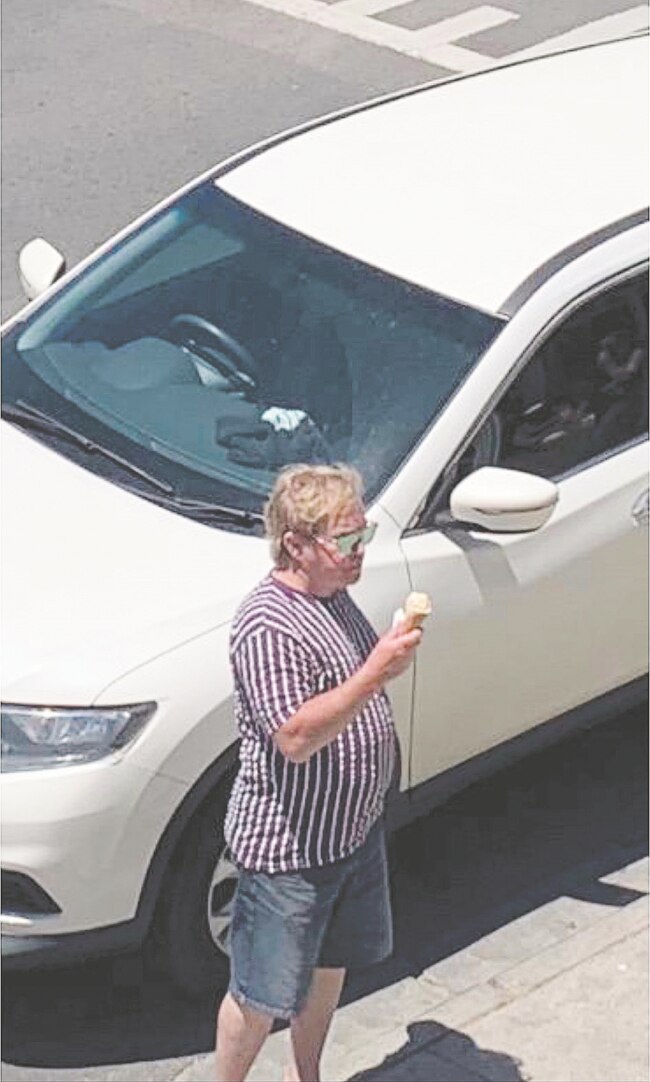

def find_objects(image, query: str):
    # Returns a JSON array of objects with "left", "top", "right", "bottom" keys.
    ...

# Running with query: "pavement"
[{"left": 176, "top": 856, "right": 649, "bottom": 1082}]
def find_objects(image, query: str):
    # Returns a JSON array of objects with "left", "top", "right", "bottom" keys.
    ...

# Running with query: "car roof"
[{"left": 218, "top": 35, "right": 649, "bottom": 317}]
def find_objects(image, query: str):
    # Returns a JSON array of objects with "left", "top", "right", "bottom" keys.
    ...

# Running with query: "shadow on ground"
[
  {"left": 2, "top": 705, "right": 647, "bottom": 1073},
  {"left": 348, "top": 1020, "right": 525, "bottom": 1081}
]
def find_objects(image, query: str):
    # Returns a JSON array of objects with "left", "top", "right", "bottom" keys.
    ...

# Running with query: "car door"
[{"left": 401, "top": 271, "right": 649, "bottom": 787}]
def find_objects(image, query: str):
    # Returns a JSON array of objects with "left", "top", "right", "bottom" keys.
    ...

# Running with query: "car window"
[
  {"left": 419, "top": 273, "right": 649, "bottom": 527},
  {"left": 2, "top": 184, "right": 502, "bottom": 516},
  {"left": 493, "top": 277, "right": 648, "bottom": 479}
]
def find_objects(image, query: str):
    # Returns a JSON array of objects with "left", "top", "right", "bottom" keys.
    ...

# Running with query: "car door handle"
[{"left": 632, "top": 489, "right": 650, "bottom": 527}]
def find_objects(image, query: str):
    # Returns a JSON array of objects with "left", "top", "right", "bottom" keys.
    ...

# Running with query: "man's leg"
[
  {"left": 285, "top": 967, "right": 346, "bottom": 1082},
  {"left": 215, "top": 991, "right": 274, "bottom": 1082}
]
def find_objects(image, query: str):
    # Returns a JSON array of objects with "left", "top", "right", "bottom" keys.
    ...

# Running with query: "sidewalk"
[{"left": 174, "top": 855, "right": 649, "bottom": 1082}]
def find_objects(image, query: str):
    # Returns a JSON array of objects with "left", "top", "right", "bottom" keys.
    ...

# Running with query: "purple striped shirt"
[{"left": 224, "top": 574, "right": 396, "bottom": 873}]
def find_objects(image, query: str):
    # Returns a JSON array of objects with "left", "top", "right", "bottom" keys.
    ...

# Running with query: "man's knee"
[{"left": 218, "top": 991, "right": 275, "bottom": 1035}]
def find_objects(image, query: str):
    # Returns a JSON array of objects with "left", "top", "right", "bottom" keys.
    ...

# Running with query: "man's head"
[{"left": 264, "top": 464, "right": 375, "bottom": 596}]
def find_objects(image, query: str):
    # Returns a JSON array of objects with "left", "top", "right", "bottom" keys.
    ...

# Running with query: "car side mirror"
[
  {"left": 18, "top": 238, "right": 66, "bottom": 301},
  {"left": 448, "top": 466, "right": 559, "bottom": 532}
]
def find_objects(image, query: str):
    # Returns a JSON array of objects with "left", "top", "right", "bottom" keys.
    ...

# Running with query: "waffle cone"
[{"left": 402, "top": 592, "right": 432, "bottom": 631}]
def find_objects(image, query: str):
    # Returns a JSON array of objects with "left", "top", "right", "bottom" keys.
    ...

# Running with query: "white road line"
[
  {"left": 414, "top": 41, "right": 498, "bottom": 69},
  {"left": 238, "top": 0, "right": 648, "bottom": 72},
  {"left": 416, "top": 6, "right": 518, "bottom": 47},
  {"left": 506, "top": 6, "right": 649, "bottom": 61},
  {"left": 335, "top": 0, "right": 420, "bottom": 15},
  {"left": 237, "top": 0, "right": 507, "bottom": 68}
]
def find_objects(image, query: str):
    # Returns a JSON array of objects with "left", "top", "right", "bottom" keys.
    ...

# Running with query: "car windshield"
[{"left": 2, "top": 182, "right": 503, "bottom": 520}]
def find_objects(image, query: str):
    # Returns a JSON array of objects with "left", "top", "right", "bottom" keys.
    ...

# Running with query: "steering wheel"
[{"left": 169, "top": 313, "right": 259, "bottom": 392}]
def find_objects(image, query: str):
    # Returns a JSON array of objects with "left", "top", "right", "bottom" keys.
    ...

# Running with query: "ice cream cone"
[{"left": 402, "top": 591, "right": 432, "bottom": 631}]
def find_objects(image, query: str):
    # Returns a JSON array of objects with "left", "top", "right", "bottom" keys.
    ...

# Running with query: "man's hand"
[
  {"left": 275, "top": 627, "right": 421, "bottom": 763},
  {"left": 361, "top": 625, "right": 422, "bottom": 690}
]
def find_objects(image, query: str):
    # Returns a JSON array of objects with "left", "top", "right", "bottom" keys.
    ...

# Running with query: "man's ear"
[{"left": 283, "top": 530, "right": 304, "bottom": 563}]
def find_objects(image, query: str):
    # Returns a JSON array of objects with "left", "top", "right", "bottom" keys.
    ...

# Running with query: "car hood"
[{"left": 1, "top": 423, "right": 270, "bottom": 703}]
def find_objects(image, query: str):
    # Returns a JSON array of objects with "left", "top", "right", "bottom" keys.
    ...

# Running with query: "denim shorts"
[{"left": 228, "top": 820, "right": 393, "bottom": 1020}]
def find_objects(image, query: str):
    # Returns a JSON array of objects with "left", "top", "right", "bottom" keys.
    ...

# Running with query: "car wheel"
[{"left": 156, "top": 787, "right": 240, "bottom": 998}]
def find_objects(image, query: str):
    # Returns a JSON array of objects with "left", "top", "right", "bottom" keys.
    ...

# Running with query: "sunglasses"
[{"left": 316, "top": 522, "right": 378, "bottom": 557}]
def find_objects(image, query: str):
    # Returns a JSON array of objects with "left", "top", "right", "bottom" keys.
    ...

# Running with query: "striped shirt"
[{"left": 224, "top": 574, "right": 396, "bottom": 873}]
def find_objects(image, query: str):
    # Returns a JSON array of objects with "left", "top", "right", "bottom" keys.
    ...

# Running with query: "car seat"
[{"left": 262, "top": 316, "right": 352, "bottom": 454}]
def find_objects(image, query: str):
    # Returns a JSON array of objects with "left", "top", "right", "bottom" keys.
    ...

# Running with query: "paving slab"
[
  {"left": 171, "top": 878, "right": 649, "bottom": 1082},
  {"left": 602, "top": 856, "right": 649, "bottom": 893},
  {"left": 492, "top": 895, "right": 648, "bottom": 999},
  {"left": 439, "top": 927, "right": 649, "bottom": 1082}
]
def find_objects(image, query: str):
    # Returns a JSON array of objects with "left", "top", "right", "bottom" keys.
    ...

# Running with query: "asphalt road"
[
  {"left": 2, "top": 705, "right": 647, "bottom": 1079},
  {"left": 2, "top": 0, "right": 647, "bottom": 319}
]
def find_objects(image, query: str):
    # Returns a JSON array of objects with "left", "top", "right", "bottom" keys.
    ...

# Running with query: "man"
[{"left": 216, "top": 463, "right": 422, "bottom": 1082}]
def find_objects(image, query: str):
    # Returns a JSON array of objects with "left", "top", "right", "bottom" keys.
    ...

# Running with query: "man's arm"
[{"left": 274, "top": 625, "right": 421, "bottom": 763}]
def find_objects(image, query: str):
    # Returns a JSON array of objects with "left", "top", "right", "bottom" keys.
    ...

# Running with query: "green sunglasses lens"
[
  {"left": 336, "top": 523, "right": 377, "bottom": 555},
  {"left": 336, "top": 533, "right": 357, "bottom": 556}
]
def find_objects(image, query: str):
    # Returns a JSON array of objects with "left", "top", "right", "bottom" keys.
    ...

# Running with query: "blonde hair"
[{"left": 264, "top": 464, "right": 364, "bottom": 568}]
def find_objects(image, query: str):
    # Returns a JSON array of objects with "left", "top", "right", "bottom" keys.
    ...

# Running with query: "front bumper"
[
  {"left": 2, "top": 917, "right": 144, "bottom": 971},
  {"left": 1, "top": 755, "right": 186, "bottom": 940}
]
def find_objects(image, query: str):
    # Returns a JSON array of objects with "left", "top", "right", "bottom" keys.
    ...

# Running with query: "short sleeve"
[{"left": 233, "top": 627, "right": 318, "bottom": 736}]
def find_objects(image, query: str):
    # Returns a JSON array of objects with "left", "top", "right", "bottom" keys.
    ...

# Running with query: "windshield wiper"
[
  {"left": 3, "top": 400, "right": 264, "bottom": 529},
  {"left": 2, "top": 400, "right": 174, "bottom": 494},
  {"left": 156, "top": 495, "right": 264, "bottom": 529}
]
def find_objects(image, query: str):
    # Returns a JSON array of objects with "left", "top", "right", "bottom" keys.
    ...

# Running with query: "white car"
[{"left": 2, "top": 33, "right": 648, "bottom": 995}]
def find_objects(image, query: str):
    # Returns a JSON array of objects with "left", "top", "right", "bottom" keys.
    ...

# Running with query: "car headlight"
[{"left": 0, "top": 702, "right": 157, "bottom": 771}]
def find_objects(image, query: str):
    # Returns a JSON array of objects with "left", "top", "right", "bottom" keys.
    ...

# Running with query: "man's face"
[{"left": 301, "top": 502, "right": 369, "bottom": 596}]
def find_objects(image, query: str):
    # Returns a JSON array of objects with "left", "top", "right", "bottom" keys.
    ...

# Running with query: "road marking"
[
  {"left": 335, "top": 0, "right": 423, "bottom": 15},
  {"left": 506, "top": 6, "right": 649, "bottom": 61},
  {"left": 238, "top": 0, "right": 519, "bottom": 68},
  {"left": 238, "top": 0, "right": 648, "bottom": 71},
  {"left": 411, "top": 6, "right": 518, "bottom": 47}
]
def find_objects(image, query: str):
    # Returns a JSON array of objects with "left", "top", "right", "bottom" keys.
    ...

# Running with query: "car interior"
[
  {"left": 17, "top": 206, "right": 498, "bottom": 500},
  {"left": 499, "top": 278, "right": 649, "bottom": 477},
  {"left": 421, "top": 275, "right": 649, "bottom": 524}
]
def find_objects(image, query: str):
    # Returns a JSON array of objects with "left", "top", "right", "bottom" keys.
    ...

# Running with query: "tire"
[{"left": 155, "top": 785, "right": 240, "bottom": 998}]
